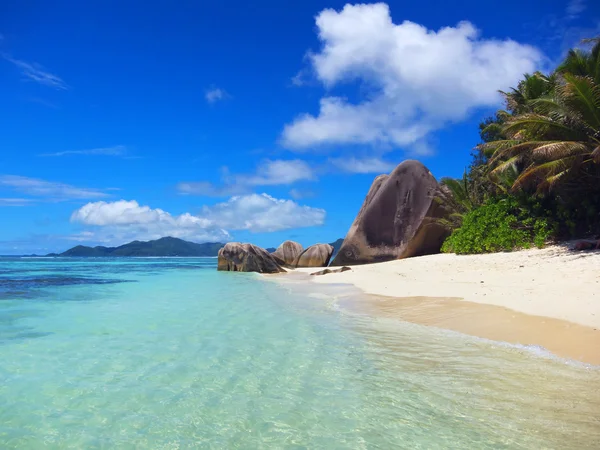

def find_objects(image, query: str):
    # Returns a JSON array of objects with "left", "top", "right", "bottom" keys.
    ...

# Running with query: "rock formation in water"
[
  {"left": 271, "top": 240, "right": 303, "bottom": 266},
  {"left": 332, "top": 160, "right": 450, "bottom": 266},
  {"left": 217, "top": 243, "right": 286, "bottom": 274},
  {"left": 293, "top": 244, "right": 334, "bottom": 268}
]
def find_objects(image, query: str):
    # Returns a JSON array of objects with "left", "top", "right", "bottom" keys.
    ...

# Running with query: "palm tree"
[
  {"left": 500, "top": 72, "right": 556, "bottom": 114},
  {"left": 435, "top": 172, "right": 478, "bottom": 230},
  {"left": 482, "top": 38, "right": 600, "bottom": 193},
  {"left": 557, "top": 38, "right": 600, "bottom": 83}
]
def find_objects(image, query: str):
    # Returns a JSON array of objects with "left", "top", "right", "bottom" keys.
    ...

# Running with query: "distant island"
[{"left": 48, "top": 236, "right": 345, "bottom": 257}]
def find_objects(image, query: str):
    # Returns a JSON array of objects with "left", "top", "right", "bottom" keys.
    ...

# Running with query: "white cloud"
[
  {"left": 70, "top": 200, "right": 231, "bottom": 244},
  {"left": 281, "top": 3, "right": 542, "bottom": 151},
  {"left": 232, "top": 159, "right": 315, "bottom": 185},
  {"left": 39, "top": 145, "right": 127, "bottom": 157},
  {"left": 70, "top": 195, "right": 325, "bottom": 243},
  {"left": 329, "top": 157, "right": 396, "bottom": 174},
  {"left": 2, "top": 54, "right": 68, "bottom": 90},
  {"left": 0, "top": 198, "right": 35, "bottom": 206},
  {"left": 0, "top": 175, "right": 108, "bottom": 201},
  {"left": 200, "top": 193, "right": 325, "bottom": 232},
  {"left": 177, "top": 159, "right": 316, "bottom": 196},
  {"left": 176, "top": 182, "right": 245, "bottom": 197},
  {"left": 71, "top": 200, "right": 195, "bottom": 226},
  {"left": 205, "top": 87, "right": 229, "bottom": 103}
]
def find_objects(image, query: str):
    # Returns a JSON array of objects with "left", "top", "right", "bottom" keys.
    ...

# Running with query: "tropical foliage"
[{"left": 441, "top": 38, "right": 600, "bottom": 253}]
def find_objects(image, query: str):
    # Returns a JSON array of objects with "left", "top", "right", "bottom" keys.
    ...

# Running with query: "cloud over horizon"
[
  {"left": 69, "top": 194, "right": 326, "bottom": 244},
  {"left": 281, "top": 3, "right": 543, "bottom": 153}
]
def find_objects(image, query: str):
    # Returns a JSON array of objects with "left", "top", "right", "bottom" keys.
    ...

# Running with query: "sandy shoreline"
[{"left": 285, "top": 246, "right": 600, "bottom": 365}]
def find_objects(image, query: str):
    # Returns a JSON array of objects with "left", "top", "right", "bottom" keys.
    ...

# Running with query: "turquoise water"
[{"left": 1, "top": 258, "right": 599, "bottom": 449}]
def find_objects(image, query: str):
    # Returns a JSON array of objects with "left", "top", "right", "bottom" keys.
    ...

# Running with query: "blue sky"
[{"left": 1, "top": 0, "right": 598, "bottom": 254}]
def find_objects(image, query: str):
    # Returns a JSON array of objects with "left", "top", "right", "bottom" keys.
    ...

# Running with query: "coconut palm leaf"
[
  {"left": 560, "top": 74, "right": 600, "bottom": 129},
  {"left": 530, "top": 141, "right": 590, "bottom": 160},
  {"left": 501, "top": 114, "right": 576, "bottom": 139},
  {"left": 489, "top": 155, "right": 522, "bottom": 178},
  {"left": 488, "top": 140, "right": 555, "bottom": 165},
  {"left": 512, "top": 157, "right": 578, "bottom": 192}
]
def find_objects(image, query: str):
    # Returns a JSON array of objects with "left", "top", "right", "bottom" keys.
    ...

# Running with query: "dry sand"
[{"left": 291, "top": 246, "right": 600, "bottom": 364}]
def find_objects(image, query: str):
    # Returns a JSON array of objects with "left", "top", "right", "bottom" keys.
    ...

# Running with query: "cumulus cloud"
[
  {"left": 2, "top": 54, "right": 68, "bottom": 90},
  {"left": 329, "top": 157, "right": 396, "bottom": 174},
  {"left": 0, "top": 175, "right": 108, "bottom": 201},
  {"left": 177, "top": 159, "right": 316, "bottom": 196},
  {"left": 70, "top": 200, "right": 230, "bottom": 244},
  {"left": 205, "top": 87, "right": 230, "bottom": 103},
  {"left": 70, "top": 195, "right": 325, "bottom": 244},
  {"left": 281, "top": 3, "right": 543, "bottom": 151},
  {"left": 200, "top": 193, "right": 325, "bottom": 232},
  {"left": 39, "top": 145, "right": 128, "bottom": 157}
]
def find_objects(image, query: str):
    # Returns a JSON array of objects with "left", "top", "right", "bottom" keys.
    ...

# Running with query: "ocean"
[{"left": 1, "top": 257, "right": 599, "bottom": 449}]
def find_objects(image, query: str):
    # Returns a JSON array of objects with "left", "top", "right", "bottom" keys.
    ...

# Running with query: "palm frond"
[
  {"left": 477, "top": 139, "right": 520, "bottom": 158},
  {"left": 512, "top": 157, "right": 577, "bottom": 191},
  {"left": 489, "top": 155, "right": 522, "bottom": 178},
  {"left": 530, "top": 141, "right": 590, "bottom": 161},
  {"left": 488, "top": 140, "right": 555, "bottom": 165},
  {"left": 501, "top": 114, "right": 576, "bottom": 140},
  {"left": 560, "top": 74, "right": 600, "bottom": 129}
]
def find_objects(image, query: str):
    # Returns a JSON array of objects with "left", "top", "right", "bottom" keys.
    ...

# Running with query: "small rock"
[{"left": 310, "top": 266, "right": 352, "bottom": 276}]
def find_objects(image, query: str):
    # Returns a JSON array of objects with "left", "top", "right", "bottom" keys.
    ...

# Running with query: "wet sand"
[
  {"left": 340, "top": 295, "right": 600, "bottom": 365},
  {"left": 273, "top": 246, "right": 600, "bottom": 365}
]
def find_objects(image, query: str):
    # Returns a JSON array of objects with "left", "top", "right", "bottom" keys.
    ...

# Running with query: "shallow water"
[{"left": 1, "top": 257, "right": 599, "bottom": 449}]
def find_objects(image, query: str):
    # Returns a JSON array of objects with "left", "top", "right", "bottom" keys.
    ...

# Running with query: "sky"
[{"left": 1, "top": 0, "right": 599, "bottom": 254}]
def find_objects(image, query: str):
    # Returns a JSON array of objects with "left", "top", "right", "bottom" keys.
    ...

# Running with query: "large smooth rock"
[
  {"left": 332, "top": 160, "right": 450, "bottom": 266},
  {"left": 293, "top": 244, "right": 334, "bottom": 268},
  {"left": 271, "top": 241, "right": 303, "bottom": 266},
  {"left": 218, "top": 243, "right": 285, "bottom": 274}
]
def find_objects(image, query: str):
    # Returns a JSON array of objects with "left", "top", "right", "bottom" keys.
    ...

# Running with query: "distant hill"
[
  {"left": 56, "top": 237, "right": 225, "bottom": 257},
  {"left": 329, "top": 238, "right": 344, "bottom": 254},
  {"left": 51, "top": 236, "right": 345, "bottom": 258}
]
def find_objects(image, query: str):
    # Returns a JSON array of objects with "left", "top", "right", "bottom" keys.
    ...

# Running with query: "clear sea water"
[{"left": 1, "top": 257, "right": 599, "bottom": 449}]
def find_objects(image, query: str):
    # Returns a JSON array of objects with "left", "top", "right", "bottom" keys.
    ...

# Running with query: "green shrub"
[{"left": 441, "top": 198, "right": 552, "bottom": 254}]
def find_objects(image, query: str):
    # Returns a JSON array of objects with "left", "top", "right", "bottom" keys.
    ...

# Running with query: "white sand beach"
[
  {"left": 298, "top": 246, "right": 600, "bottom": 328},
  {"left": 292, "top": 246, "right": 600, "bottom": 364}
]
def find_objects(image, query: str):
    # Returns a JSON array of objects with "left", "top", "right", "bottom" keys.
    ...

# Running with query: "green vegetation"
[
  {"left": 441, "top": 198, "right": 551, "bottom": 254},
  {"left": 441, "top": 38, "right": 600, "bottom": 254}
]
